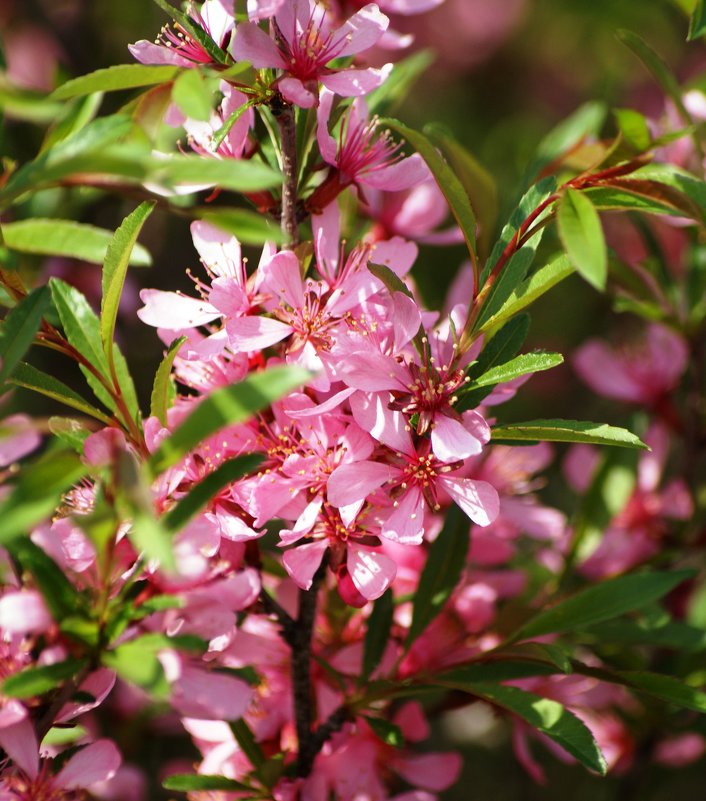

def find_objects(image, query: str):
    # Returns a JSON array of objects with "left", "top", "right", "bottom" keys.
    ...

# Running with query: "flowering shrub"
[{"left": 0, "top": 2, "right": 706, "bottom": 799}]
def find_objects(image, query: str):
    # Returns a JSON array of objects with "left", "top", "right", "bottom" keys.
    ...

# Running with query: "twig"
[{"left": 273, "top": 98, "right": 299, "bottom": 247}]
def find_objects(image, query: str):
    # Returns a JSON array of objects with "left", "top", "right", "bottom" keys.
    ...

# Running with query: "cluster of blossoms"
[{"left": 1, "top": 0, "right": 705, "bottom": 799}]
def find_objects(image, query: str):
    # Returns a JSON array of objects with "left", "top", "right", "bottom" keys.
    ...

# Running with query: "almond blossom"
[{"left": 233, "top": 1, "right": 392, "bottom": 107}]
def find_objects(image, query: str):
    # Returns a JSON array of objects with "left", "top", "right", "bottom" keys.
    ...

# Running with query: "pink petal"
[
  {"left": 0, "top": 699, "right": 28, "bottom": 729},
  {"left": 128, "top": 40, "right": 194, "bottom": 67},
  {"left": 382, "top": 0, "right": 443, "bottom": 11},
  {"left": 282, "top": 540, "right": 328, "bottom": 590},
  {"left": 279, "top": 76, "right": 317, "bottom": 108},
  {"left": 362, "top": 153, "right": 430, "bottom": 192},
  {"left": 350, "top": 392, "right": 413, "bottom": 455},
  {"left": 280, "top": 497, "right": 323, "bottom": 545},
  {"left": 440, "top": 477, "right": 499, "bottom": 527},
  {"left": 0, "top": 718, "right": 38, "bottom": 779},
  {"left": 382, "top": 486, "right": 425, "bottom": 544},
  {"left": 573, "top": 340, "right": 643, "bottom": 403},
  {"left": 431, "top": 413, "right": 486, "bottom": 463},
  {"left": 321, "top": 65, "right": 391, "bottom": 97},
  {"left": 213, "top": 511, "right": 263, "bottom": 542},
  {"left": 393, "top": 752, "right": 462, "bottom": 792},
  {"left": 393, "top": 701, "right": 430, "bottom": 742},
  {"left": 335, "top": 4, "right": 389, "bottom": 56},
  {"left": 0, "top": 414, "right": 40, "bottom": 467},
  {"left": 0, "top": 590, "right": 51, "bottom": 634},
  {"left": 83, "top": 427, "right": 127, "bottom": 466},
  {"left": 370, "top": 236, "right": 418, "bottom": 277},
  {"left": 338, "top": 351, "right": 407, "bottom": 391},
  {"left": 347, "top": 544, "right": 396, "bottom": 600},
  {"left": 226, "top": 315, "right": 292, "bottom": 351},
  {"left": 262, "top": 250, "right": 305, "bottom": 308},
  {"left": 191, "top": 220, "right": 242, "bottom": 279},
  {"left": 312, "top": 199, "right": 341, "bottom": 280},
  {"left": 327, "top": 460, "right": 392, "bottom": 507},
  {"left": 171, "top": 665, "right": 252, "bottom": 721},
  {"left": 137, "top": 289, "right": 220, "bottom": 329},
  {"left": 391, "top": 292, "right": 422, "bottom": 351},
  {"left": 247, "top": 0, "right": 286, "bottom": 20},
  {"left": 55, "top": 739, "right": 121, "bottom": 790},
  {"left": 284, "top": 387, "right": 355, "bottom": 418},
  {"left": 232, "top": 22, "right": 285, "bottom": 68},
  {"left": 316, "top": 89, "right": 338, "bottom": 166}
]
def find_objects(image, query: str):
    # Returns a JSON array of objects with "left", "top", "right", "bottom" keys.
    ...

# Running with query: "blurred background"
[{"left": 1, "top": 0, "right": 705, "bottom": 797}]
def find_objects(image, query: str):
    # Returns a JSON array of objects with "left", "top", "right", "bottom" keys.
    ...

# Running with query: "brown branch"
[{"left": 273, "top": 97, "right": 299, "bottom": 247}]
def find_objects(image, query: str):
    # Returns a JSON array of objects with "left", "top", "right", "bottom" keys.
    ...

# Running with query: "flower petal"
[
  {"left": 227, "top": 315, "right": 292, "bottom": 351},
  {"left": 282, "top": 540, "right": 329, "bottom": 590},
  {"left": 347, "top": 544, "right": 396, "bottom": 600},
  {"left": 55, "top": 739, "right": 121, "bottom": 789},
  {"left": 440, "top": 477, "right": 499, "bottom": 527}
]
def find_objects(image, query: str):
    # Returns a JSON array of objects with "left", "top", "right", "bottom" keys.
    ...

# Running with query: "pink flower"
[
  {"left": 311, "top": 89, "right": 428, "bottom": 208},
  {"left": 129, "top": 0, "right": 234, "bottom": 67},
  {"left": 234, "top": 1, "right": 391, "bottom": 107},
  {"left": 0, "top": 590, "right": 52, "bottom": 635},
  {"left": 0, "top": 415, "right": 41, "bottom": 468},
  {"left": 0, "top": 731, "right": 121, "bottom": 799},
  {"left": 573, "top": 324, "right": 688, "bottom": 407}
]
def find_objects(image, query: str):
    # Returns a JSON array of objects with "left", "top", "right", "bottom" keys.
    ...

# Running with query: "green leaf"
[
  {"left": 617, "top": 30, "right": 696, "bottom": 136},
  {"left": 463, "top": 351, "right": 563, "bottom": 394},
  {"left": 436, "top": 659, "right": 560, "bottom": 686},
  {"left": 149, "top": 366, "right": 310, "bottom": 474},
  {"left": 469, "top": 684, "right": 607, "bottom": 775},
  {"left": 424, "top": 123, "right": 498, "bottom": 256},
  {"left": 7, "top": 538, "right": 85, "bottom": 619},
  {"left": 3, "top": 658, "right": 87, "bottom": 699},
  {"left": 48, "top": 417, "right": 91, "bottom": 452},
  {"left": 171, "top": 69, "right": 213, "bottom": 122},
  {"left": 689, "top": 0, "right": 706, "bottom": 39},
  {"left": 9, "top": 362, "right": 113, "bottom": 425},
  {"left": 475, "top": 247, "right": 536, "bottom": 332},
  {"left": 229, "top": 719, "right": 265, "bottom": 768},
  {"left": 362, "top": 590, "right": 394, "bottom": 682},
  {"left": 613, "top": 108, "right": 652, "bottom": 152},
  {"left": 102, "top": 636, "right": 170, "bottom": 699},
  {"left": 467, "top": 315, "right": 530, "bottom": 380},
  {"left": 511, "top": 570, "right": 694, "bottom": 642},
  {"left": 129, "top": 512, "right": 177, "bottom": 573},
  {"left": 149, "top": 154, "right": 281, "bottom": 193},
  {"left": 530, "top": 101, "right": 607, "bottom": 178},
  {"left": 580, "top": 617, "right": 706, "bottom": 652},
  {"left": 482, "top": 177, "right": 556, "bottom": 286},
  {"left": 405, "top": 504, "right": 469, "bottom": 649},
  {"left": 0, "top": 451, "right": 88, "bottom": 544},
  {"left": 163, "top": 455, "right": 262, "bottom": 532},
  {"left": 478, "top": 254, "right": 574, "bottom": 334},
  {"left": 101, "top": 202, "right": 155, "bottom": 366},
  {"left": 51, "top": 65, "right": 181, "bottom": 100},
  {"left": 149, "top": 336, "right": 186, "bottom": 426},
  {"left": 0, "top": 286, "right": 51, "bottom": 387},
  {"left": 557, "top": 188, "right": 607, "bottom": 290},
  {"left": 490, "top": 419, "right": 648, "bottom": 450},
  {"left": 1, "top": 219, "right": 152, "bottom": 266},
  {"left": 363, "top": 716, "right": 405, "bottom": 747},
  {"left": 383, "top": 118, "right": 477, "bottom": 270},
  {"left": 163, "top": 775, "right": 253, "bottom": 793},
  {"left": 198, "top": 208, "right": 284, "bottom": 245},
  {"left": 41, "top": 93, "right": 105, "bottom": 153}
]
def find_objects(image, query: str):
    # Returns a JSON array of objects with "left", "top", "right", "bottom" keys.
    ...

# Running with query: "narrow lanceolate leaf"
[
  {"left": 405, "top": 504, "right": 469, "bottom": 650},
  {"left": 467, "top": 315, "right": 530, "bottom": 380},
  {"left": 199, "top": 208, "right": 284, "bottom": 245},
  {"left": 557, "top": 188, "right": 607, "bottom": 290},
  {"left": 365, "top": 49, "right": 434, "bottom": 116},
  {"left": 171, "top": 69, "right": 213, "bottom": 122},
  {"left": 149, "top": 336, "right": 186, "bottom": 426},
  {"left": 596, "top": 670, "right": 706, "bottom": 714},
  {"left": 458, "top": 351, "right": 563, "bottom": 410},
  {"left": 362, "top": 590, "right": 394, "bottom": 682},
  {"left": 163, "top": 775, "right": 254, "bottom": 793},
  {"left": 7, "top": 538, "right": 86, "bottom": 619},
  {"left": 229, "top": 719, "right": 266, "bottom": 769},
  {"left": 490, "top": 419, "right": 648, "bottom": 450},
  {"left": 382, "top": 118, "right": 477, "bottom": 271},
  {"left": 510, "top": 570, "right": 694, "bottom": 643},
  {"left": 2, "top": 658, "right": 88, "bottom": 699},
  {"left": 51, "top": 64, "right": 182, "bottom": 100},
  {"left": 9, "top": 362, "right": 113, "bottom": 425},
  {"left": 689, "top": 0, "right": 706, "bottom": 41},
  {"left": 470, "top": 684, "right": 607, "bottom": 775},
  {"left": 436, "top": 659, "right": 559, "bottom": 687},
  {"left": 162, "top": 454, "right": 262, "bottom": 532},
  {"left": 101, "top": 202, "right": 155, "bottom": 364},
  {"left": 0, "top": 451, "right": 88, "bottom": 545},
  {"left": 467, "top": 352, "right": 564, "bottom": 390},
  {"left": 2, "top": 220, "right": 151, "bottom": 266},
  {"left": 479, "top": 254, "right": 574, "bottom": 334},
  {"left": 0, "top": 285, "right": 51, "bottom": 387},
  {"left": 364, "top": 716, "right": 405, "bottom": 747},
  {"left": 149, "top": 366, "right": 310, "bottom": 474},
  {"left": 149, "top": 155, "right": 281, "bottom": 193}
]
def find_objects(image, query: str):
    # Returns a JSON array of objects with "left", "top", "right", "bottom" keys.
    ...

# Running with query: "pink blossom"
[
  {"left": 654, "top": 733, "right": 706, "bottom": 767},
  {"left": 129, "top": 0, "right": 235, "bottom": 67},
  {"left": 234, "top": 1, "right": 391, "bottom": 108},
  {"left": 573, "top": 324, "right": 688, "bottom": 407},
  {"left": 312, "top": 89, "right": 428, "bottom": 206},
  {"left": 0, "top": 590, "right": 52, "bottom": 635},
  {"left": 0, "top": 415, "right": 41, "bottom": 468}
]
